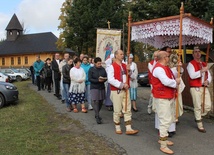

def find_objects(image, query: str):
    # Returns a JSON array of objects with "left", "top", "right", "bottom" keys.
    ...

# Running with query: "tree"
[
  {"left": 56, "top": 0, "right": 73, "bottom": 51},
  {"left": 57, "top": 0, "right": 124, "bottom": 55},
  {"left": 57, "top": 0, "right": 214, "bottom": 59}
]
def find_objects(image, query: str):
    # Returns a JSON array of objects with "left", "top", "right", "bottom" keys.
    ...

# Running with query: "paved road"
[{"left": 31, "top": 84, "right": 214, "bottom": 155}]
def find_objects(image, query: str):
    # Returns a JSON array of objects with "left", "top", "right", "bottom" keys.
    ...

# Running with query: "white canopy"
[{"left": 131, "top": 14, "right": 213, "bottom": 48}]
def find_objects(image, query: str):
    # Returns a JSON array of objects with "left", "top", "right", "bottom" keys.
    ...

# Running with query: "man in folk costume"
[
  {"left": 148, "top": 50, "right": 159, "bottom": 114},
  {"left": 154, "top": 47, "right": 178, "bottom": 138},
  {"left": 187, "top": 46, "right": 212, "bottom": 133},
  {"left": 108, "top": 49, "right": 138, "bottom": 135},
  {"left": 152, "top": 51, "right": 180, "bottom": 154}
]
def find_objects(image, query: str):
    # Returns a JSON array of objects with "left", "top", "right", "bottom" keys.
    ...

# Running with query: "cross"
[{"left": 107, "top": 21, "right": 111, "bottom": 29}]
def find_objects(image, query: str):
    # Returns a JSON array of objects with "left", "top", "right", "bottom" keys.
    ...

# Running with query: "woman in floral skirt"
[{"left": 68, "top": 58, "right": 87, "bottom": 113}]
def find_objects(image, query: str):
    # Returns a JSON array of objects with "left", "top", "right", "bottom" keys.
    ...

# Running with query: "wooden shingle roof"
[
  {"left": 5, "top": 14, "right": 23, "bottom": 31},
  {"left": 0, "top": 32, "right": 61, "bottom": 55}
]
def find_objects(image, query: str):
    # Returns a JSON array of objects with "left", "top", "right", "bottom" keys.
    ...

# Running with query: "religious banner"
[{"left": 96, "top": 29, "right": 121, "bottom": 61}]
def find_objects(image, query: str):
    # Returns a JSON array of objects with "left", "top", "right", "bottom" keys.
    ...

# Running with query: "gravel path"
[{"left": 30, "top": 84, "right": 214, "bottom": 155}]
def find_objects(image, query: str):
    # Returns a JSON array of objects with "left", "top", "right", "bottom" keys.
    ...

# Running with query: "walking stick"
[
  {"left": 125, "top": 11, "right": 132, "bottom": 112},
  {"left": 176, "top": 2, "right": 184, "bottom": 119},
  {"left": 202, "top": 18, "right": 213, "bottom": 114}
]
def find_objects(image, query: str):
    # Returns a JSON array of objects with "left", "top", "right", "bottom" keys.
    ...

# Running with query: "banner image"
[{"left": 96, "top": 29, "right": 121, "bottom": 61}]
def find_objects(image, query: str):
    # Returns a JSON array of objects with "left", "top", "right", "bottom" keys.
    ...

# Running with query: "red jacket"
[
  {"left": 152, "top": 63, "right": 176, "bottom": 99},
  {"left": 110, "top": 62, "right": 130, "bottom": 90},
  {"left": 188, "top": 59, "right": 207, "bottom": 87}
]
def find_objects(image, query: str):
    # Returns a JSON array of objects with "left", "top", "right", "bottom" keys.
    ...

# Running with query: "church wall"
[{"left": 0, "top": 52, "right": 62, "bottom": 68}]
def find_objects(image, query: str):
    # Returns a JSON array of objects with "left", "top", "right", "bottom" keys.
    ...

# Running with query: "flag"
[{"left": 96, "top": 29, "right": 121, "bottom": 61}]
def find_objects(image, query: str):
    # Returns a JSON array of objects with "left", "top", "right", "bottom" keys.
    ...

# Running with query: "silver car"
[
  {"left": 0, "top": 68, "right": 28, "bottom": 82},
  {"left": 0, "top": 82, "right": 19, "bottom": 108}
]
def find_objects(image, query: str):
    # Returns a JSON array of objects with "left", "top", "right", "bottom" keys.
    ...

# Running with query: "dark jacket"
[
  {"left": 88, "top": 66, "right": 107, "bottom": 90},
  {"left": 44, "top": 63, "right": 52, "bottom": 78},
  {"left": 62, "top": 64, "right": 73, "bottom": 84},
  {"left": 51, "top": 59, "right": 61, "bottom": 79}
]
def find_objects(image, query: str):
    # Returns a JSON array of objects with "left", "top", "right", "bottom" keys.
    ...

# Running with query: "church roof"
[
  {"left": 0, "top": 32, "right": 61, "bottom": 55},
  {"left": 5, "top": 14, "right": 23, "bottom": 31}
]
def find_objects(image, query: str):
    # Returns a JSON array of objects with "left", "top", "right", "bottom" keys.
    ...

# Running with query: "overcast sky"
[{"left": 0, "top": 0, "right": 64, "bottom": 40}]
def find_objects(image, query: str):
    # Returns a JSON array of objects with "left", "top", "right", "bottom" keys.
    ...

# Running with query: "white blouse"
[{"left": 69, "top": 67, "right": 86, "bottom": 93}]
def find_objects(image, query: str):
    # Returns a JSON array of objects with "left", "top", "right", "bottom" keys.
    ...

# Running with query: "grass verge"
[{"left": 0, "top": 81, "right": 120, "bottom": 155}]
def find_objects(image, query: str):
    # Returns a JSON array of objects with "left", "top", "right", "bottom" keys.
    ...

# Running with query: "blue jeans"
[
  {"left": 63, "top": 83, "right": 70, "bottom": 107},
  {"left": 61, "top": 79, "right": 65, "bottom": 100},
  {"left": 85, "top": 84, "right": 91, "bottom": 105}
]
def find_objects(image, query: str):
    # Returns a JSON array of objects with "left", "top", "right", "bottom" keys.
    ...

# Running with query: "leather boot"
[
  {"left": 125, "top": 124, "right": 138, "bottom": 135},
  {"left": 159, "top": 138, "right": 174, "bottom": 154},
  {"left": 115, "top": 124, "right": 122, "bottom": 134},
  {"left": 158, "top": 140, "right": 174, "bottom": 146},
  {"left": 197, "top": 121, "right": 206, "bottom": 133}
]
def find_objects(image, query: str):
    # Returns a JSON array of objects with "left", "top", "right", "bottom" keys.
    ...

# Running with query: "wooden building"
[{"left": 0, "top": 14, "right": 67, "bottom": 68}]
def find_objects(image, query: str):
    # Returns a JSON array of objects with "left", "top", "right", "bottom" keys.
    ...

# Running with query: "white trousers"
[
  {"left": 190, "top": 87, "right": 211, "bottom": 121},
  {"left": 154, "top": 98, "right": 175, "bottom": 137},
  {"left": 110, "top": 90, "right": 132, "bottom": 124},
  {"left": 155, "top": 113, "right": 176, "bottom": 132}
]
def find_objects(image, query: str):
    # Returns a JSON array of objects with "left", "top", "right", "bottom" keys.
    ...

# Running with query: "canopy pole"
[
  {"left": 176, "top": 2, "right": 184, "bottom": 119},
  {"left": 202, "top": 18, "right": 213, "bottom": 113},
  {"left": 125, "top": 11, "right": 132, "bottom": 112}
]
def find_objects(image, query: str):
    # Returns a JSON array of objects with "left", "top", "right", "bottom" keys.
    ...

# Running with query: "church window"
[
  {"left": 2, "top": 58, "right": 5, "bottom": 65},
  {"left": 25, "top": 56, "right": 28, "bottom": 64},
  {"left": 11, "top": 57, "right": 14, "bottom": 65},
  {"left": 18, "top": 57, "right": 21, "bottom": 65}
]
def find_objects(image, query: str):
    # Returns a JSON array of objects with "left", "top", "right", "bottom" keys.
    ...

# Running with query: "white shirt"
[
  {"left": 187, "top": 62, "right": 212, "bottom": 84},
  {"left": 153, "top": 66, "right": 177, "bottom": 88},
  {"left": 148, "top": 60, "right": 157, "bottom": 73},
  {"left": 108, "top": 64, "right": 127, "bottom": 89},
  {"left": 56, "top": 59, "right": 60, "bottom": 65}
]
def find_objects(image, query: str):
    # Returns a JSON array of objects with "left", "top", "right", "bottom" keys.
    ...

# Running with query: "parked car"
[
  {"left": 0, "top": 81, "right": 19, "bottom": 108},
  {"left": 16, "top": 68, "right": 31, "bottom": 79},
  {"left": 0, "top": 68, "right": 28, "bottom": 82},
  {"left": 0, "top": 72, "right": 10, "bottom": 82},
  {"left": 0, "top": 72, "right": 16, "bottom": 83},
  {"left": 137, "top": 71, "right": 149, "bottom": 86},
  {"left": 7, "top": 74, "right": 17, "bottom": 82}
]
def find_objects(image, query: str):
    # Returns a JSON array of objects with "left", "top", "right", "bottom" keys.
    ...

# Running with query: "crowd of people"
[
  {"left": 30, "top": 46, "right": 212, "bottom": 154},
  {"left": 31, "top": 51, "right": 139, "bottom": 127},
  {"left": 148, "top": 46, "right": 211, "bottom": 154}
]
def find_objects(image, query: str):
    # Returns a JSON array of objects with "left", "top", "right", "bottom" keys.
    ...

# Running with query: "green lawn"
[{"left": 0, "top": 81, "right": 119, "bottom": 155}]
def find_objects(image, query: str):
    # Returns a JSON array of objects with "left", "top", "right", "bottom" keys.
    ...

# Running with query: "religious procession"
[
  {"left": 1, "top": 3, "right": 214, "bottom": 154},
  {"left": 30, "top": 2, "right": 214, "bottom": 155}
]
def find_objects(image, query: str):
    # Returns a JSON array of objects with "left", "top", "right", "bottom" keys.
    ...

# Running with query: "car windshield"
[
  {"left": 11, "top": 68, "right": 19, "bottom": 73},
  {"left": 0, "top": 72, "right": 8, "bottom": 76}
]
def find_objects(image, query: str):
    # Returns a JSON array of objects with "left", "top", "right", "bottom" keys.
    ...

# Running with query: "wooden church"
[{"left": 0, "top": 14, "right": 65, "bottom": 68}]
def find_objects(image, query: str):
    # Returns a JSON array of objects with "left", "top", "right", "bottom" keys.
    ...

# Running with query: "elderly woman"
[
  {"left": 128, "top": 54, "right": 138, "bottom": 112},
  {"left": 88, "top": 57, "right": 107, "bottom": 124},
  {"left": 68, "top": 58, "right": 87, "bottom": 113}
]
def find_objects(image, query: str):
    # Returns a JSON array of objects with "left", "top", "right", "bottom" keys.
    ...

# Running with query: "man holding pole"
[
  {"left": 108, "top": 49, "right": 138, "bottom": 135},
  {"left": 147, "top": 50, "right": 159, "bottom": 114},
  {"left": 152, "top": 51, "right": 180, "bottom": 154},
  {"left": 187, "top": 46, "right": 212, "bottom": 133}
]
